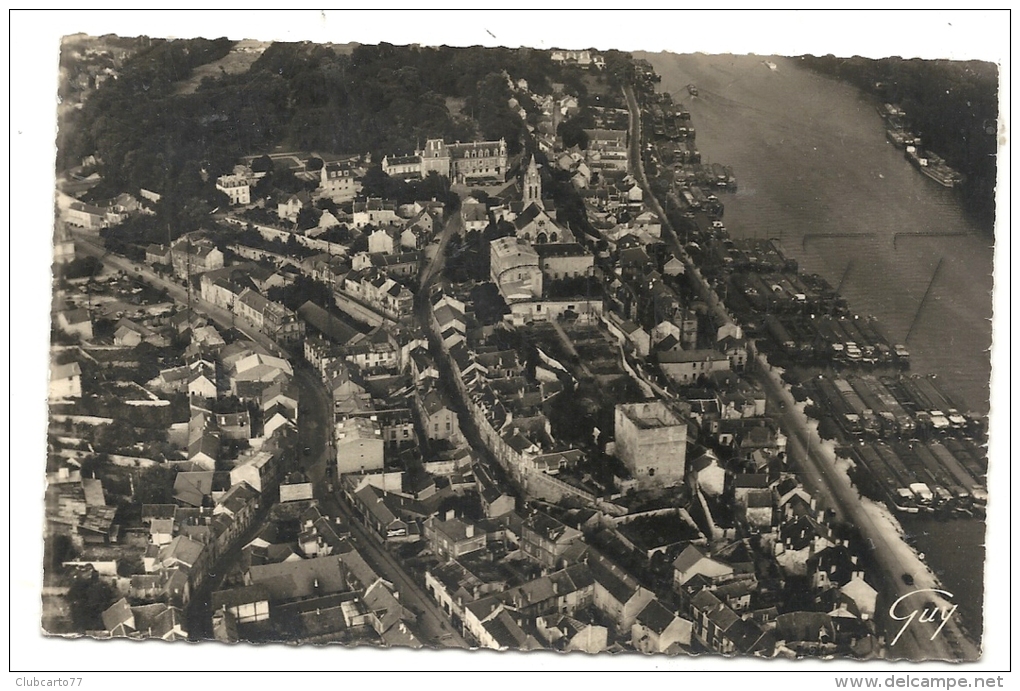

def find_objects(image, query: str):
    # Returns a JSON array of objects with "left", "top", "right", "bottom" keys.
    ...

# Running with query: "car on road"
[
  {"left": 901, "top": 573, "right": 915, "bottom": 586},
  {"left": 303, "top": 446, "right": 312, "bottom": 456}
]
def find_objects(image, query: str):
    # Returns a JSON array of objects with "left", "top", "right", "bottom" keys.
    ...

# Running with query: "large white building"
[
  {"left": 215, "top": 174, "right": 251, "bottom": 206},
  {"left": 384, "top": 138, "right": 508, "bottom": 185},
  {"left": 320, "top": 161, "right": 359, "bottom": 202},
  {"left": 490, "top": 237, "right": 543, "bottom": 302}
]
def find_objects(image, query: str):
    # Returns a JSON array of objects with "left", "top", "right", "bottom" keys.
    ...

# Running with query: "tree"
[
  {"left": 296, "top": 205, "right": 322, "bottom": 231},
  {"left": 62, "top": 255, "right": 103, "bottom": 280},
  {"left": 67, "top": 573, "right": 116, "bottom": 631},
  {"left": 557, "top": 117, "right": 589, "bottom": 150},
  {"left": 134, "top": 464, "right": 178, "bottom": 505},
  {"left": 251, "top": 154, "right": 274, "bottom": 174}
]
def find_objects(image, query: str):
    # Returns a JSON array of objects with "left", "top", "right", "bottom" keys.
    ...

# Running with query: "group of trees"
[{"left": 60, "top": 39, "right": 627, "bottom": 233}]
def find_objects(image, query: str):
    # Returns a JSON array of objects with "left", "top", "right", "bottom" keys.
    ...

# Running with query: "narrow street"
[{"left": 290, "top": 360, "right": 470, "bottom": 649}]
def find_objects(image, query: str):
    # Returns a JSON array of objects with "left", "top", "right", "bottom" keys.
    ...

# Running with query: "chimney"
[
  {"left": 466, "top": 524, "right": 475, "bottom": 538},
  {"left": 446, "top": 508, "right": 456, "bottom": 522}
]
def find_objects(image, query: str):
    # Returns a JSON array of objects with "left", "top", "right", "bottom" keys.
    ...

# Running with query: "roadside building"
[{"left": 335, "top": 417, "right": 384, "bottom": 476}]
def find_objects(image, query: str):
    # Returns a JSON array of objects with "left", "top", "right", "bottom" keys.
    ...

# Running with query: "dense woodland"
[
  {"left": 799, "top": 55, "right": 1000, "bottom": 230},
  {"left": 59, "top": 39, "right": 629, "bottom": 245}
]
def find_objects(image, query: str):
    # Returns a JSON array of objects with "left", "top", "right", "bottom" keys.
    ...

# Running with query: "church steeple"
[{"left": 523, "top": 154, "right": 542, "bottom": 208}]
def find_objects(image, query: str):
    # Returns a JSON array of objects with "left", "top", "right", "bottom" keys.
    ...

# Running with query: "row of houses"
[
  {"left": 64, "top": 193, "right": 150, "bottom": 231},
  {"left": 422, "top": 508, "right": 694, "bottom": 653},
  {"left": 206, "top": 500, "right": 424, "bottom": 646}
]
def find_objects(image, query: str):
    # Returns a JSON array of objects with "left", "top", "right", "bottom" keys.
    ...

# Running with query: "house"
[
  {"left": 368, "top": 225, "right": 401, "bottom": 255},
  {"left": 277, "top": 191, "right": 310, "bottom": 223},
  {"left": 775, "top": 515, "right": 837, "bottom": 577},
  {"left": 740, "top": 488, "right": 775, "bottom": 530},
  {"left": 839, "top": 572, "right": 878, "bottom": 621},
  {"left": 211, "top": 584, "right": 271, "bottom": 627},
  {"left": 612, "top": 317, "right": 651, "bottom": 359},
  {"left": 173, "top": 471, "right": 230, "bottom": 508},
  {"left": 363, "top": 580, "right": 423, "bottom": 647},
  {"left": 49, "top": 361, "right": 82, "bottom": 400},
  {"left": 475, "top": 462, "right": 515, "bottom": 518},
  {"left": 187, "top": 432, "right": 220, "bottom": 471},
  {"left": 688, "top": 588, "right": 773, "bottom": 656},
  {"left": 536, "top": 615, "right": 608, "bottom": 653},
  {"left": 463, "top": 599, "right": 538, "bottom": 651},
  {"left": 535, "top": 242, "right": 594, "bottom": 280},
  {"left": 382, "top": 153, "right": 423, "bottom": 180},
  {"left": 370, "top": 250, "right": 421, "bottom": 280},
  {"left": 248, "top": 554, "right": 349, "bottom": 602},
  {"left": 614, "top": 401, "right": 688, "bottom": 489},
  {"left": 658, "top": 349, "right": 731, "bottom": 385},
  {"left": 775, "top": 611, "right": 837, "bottom": 655},
  {"left": 335, "top": 417, "right": 384, "bottom": 475},
  {"left": 808, "top": 544, "right": 866, "bottom": 593},
  {"left": 495, "top": 564, "right": 597, "bottom": 621},
  {"left": 400, "top": 224, "right": 431, "bottom": 251},
  {"left": 631, "top": 599, "right": 693, "bottom": 654},
  {"left": 66, "top": 201, "right": 110, "bottom": 230},
  {"left": 112, "top": 318, "right": 150, "bottom": 347},
  {"left": 349, "top": 483, "right": 411, "bottom": 541},
  {"left": 672, "top": 544, "right": 735, "bottom": 591},
  {"left": 352, "top": 198, "right": 401, "bottom": 229},
  {"left": 101, "top": 599, "right": 186, "bottom": 640},
  {"left": 212, "top": 481, "right": 260, "bottom": 544},
  {"left": 688, "top": 448, "right": 726, "bottom": 497},
  {"left": 663, "top": 254, "right": 685, "bottom": 277},
  {"left": 56, "top": 309, "right": 93, "bottom": 340},
  {"left": 170, "top": 238, "right": 224, "bottom": 279},
  {"left": 520, "top": 512, "right": 582, "bottom": 570},
  {"left": 319, "top": 161, "right": 359, "bottom": 202},
  {"left": 188, "top": 366, "right": 218, "bottom": 400},
  {"left": 216, "top": 174, "right": 251, "bottom": 206},
  {"left": 460, "top": 197, "right": 489, "bottom": 232},
  {"left": 425, "top": 560, "right": 507, "bottom": 623},
  {"left": 415, "top": 384, "right": 460, "bottom": 443},
  {"left": 230, "top": 449, "right": 282, "bottom": 496},
  {"left": 423, "top": 515, "right": 486, "bottom": 560},
  {"left": 582, "top": 551, "right": 654, "bottom": 632},
  {"left": 261, "top": 380, "right": 299, "bottom": 421},
  {"left": 146, "top": 244, "right": 171, "bottom": 266}
]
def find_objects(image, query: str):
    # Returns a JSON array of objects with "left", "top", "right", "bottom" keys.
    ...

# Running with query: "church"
[{"left": 496, "top": 155, "right": 574, "bottom": 245}]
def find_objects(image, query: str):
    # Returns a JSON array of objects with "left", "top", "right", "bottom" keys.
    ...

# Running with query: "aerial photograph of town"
[{"left": 17, "top": 10, "right": 1008, "bottom": 679}]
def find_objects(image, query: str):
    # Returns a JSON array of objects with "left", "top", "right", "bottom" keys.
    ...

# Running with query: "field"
[{"left": 175, "top": 39, "right": 270, "bottom": 95}]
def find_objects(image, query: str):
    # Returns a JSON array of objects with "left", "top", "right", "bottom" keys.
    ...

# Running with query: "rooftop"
[{"left": 617, "top": 401, "right": 684, "bottom": 429}]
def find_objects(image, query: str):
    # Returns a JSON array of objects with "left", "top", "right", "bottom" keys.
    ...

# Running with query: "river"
[{"left": 636, "top": 52, "right": 992, "bottom": 639}]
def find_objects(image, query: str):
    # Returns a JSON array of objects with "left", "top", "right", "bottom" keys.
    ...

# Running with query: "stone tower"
[{"left": 523, "top": 155, "right": 542, "bottom": 208}]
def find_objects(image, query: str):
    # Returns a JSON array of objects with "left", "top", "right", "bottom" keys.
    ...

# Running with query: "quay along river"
[{"left": 637, "top": 51, "right": 994, "bottom": 639}]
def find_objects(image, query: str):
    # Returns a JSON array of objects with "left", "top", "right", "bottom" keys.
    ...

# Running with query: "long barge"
[{"left": 853, "top": 442, "right": 918, "bottom": 513}]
